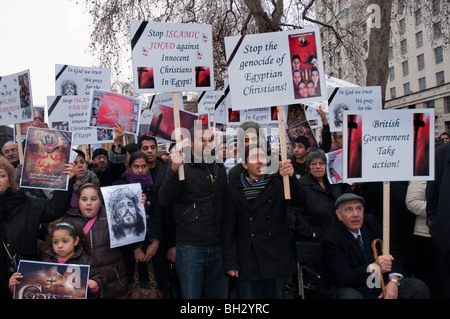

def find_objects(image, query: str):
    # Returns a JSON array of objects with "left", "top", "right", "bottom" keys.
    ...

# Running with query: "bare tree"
[{"left": 81, "top": 0, "right": 310, "bottom": 91}]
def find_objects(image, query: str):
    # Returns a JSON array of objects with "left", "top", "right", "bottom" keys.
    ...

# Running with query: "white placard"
[
  {"left": 343, "top": 109, "right": 435, "bottom": 183},
  {"left": 55, "top": 64, "right": 111, "bottom": 97},
  {"left": 0, "top": 70, "right": 33, "bottom": 125},
  {"left": 131, "top": 20, "right": 214, "bottom": 93},
  {"left": 102, "top": 183, "right": 146, "bottom": 248},
  {"left": 328, "top": 86, "right": 382, "bottom": 132},
  {"left": 225, "top": 27, "right": 325, "bottom": 110}
]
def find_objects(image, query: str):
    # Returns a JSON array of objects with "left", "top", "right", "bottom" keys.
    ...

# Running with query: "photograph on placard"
[
  {"left": 286, "top": 121, "right": 319, "bottom": 152},
  {"left": 0, "top": 70, "right": 33, "bottom": 125},
  {"left": 88, "top": 89, "right": 141, "bottom": 134},
  {"left": 15, "top": 106, "right": 45, "bottom": 142},
  {"left": 13, "top": 260, "right": 90, "bottom": 299},
  {"left": 326, "top": 149, "right": 343, "bottom": 184}
]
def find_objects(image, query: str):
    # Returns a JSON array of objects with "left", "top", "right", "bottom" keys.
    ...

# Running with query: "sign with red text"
[
  {"left": 343, "top": 109, "right": 435, "bottom": 183},
  {"left": 131, "top": 21, "right": 214, "bottom": 93},
  {"left": 20, "top": 127, "right": 72, "bottom": 190},
  {"left": 48, "top": 96, "right": 99, "bottom": 145},
  {"left": 0, "top": 70, "right": 33, "bottom": 125},
  {"left": 225, "top": 27, "right": 325, "bottom": 110}
]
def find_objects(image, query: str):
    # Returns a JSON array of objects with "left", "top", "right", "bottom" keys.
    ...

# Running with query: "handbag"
[{"left": 128, "top": 261, "right": 165, "bottom": 299}]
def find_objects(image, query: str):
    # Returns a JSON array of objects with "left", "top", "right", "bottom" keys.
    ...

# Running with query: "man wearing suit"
[
  {"left": 321, "top": 193, "right": 429, "bottom": 299},
  {"left": 427, "top": 142, "right": 450, "bottom": 298}
]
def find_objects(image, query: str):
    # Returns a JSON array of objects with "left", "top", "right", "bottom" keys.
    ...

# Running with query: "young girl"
[
  {"left": 10, "top": 221, "right": 106, "bottom": 298},
  {"left": 65, "top": 183, "right": 129, "bottom": 299}
]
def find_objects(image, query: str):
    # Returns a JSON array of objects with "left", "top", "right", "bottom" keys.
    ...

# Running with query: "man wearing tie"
[{"left": 320, "top": 193, "right": 429, "bottom": 299}]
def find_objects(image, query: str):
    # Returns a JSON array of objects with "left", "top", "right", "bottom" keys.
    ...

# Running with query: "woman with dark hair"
[
  {"left": 294, "top": 149, "right": 344, "bottom": 241},
  {"left": 0, "top": 156, "right": 74, "bottom": 298},
  {"left": 113, "top": 151, "right": 166, "bottom": 293}
]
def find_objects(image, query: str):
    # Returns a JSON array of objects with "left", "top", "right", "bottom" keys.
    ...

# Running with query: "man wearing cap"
[
  {"left": 320, "top": 192, "right": 429, "bottom": 299},
  {"left": 89, "top": 123, "right": 127, "bottom": 186}
]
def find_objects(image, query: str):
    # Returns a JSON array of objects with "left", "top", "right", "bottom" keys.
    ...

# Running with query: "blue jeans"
[
  {"left": 235, "top": 277, "right": 287, "bottom": 299},
  {"left": 176, "top": 242, "right": 229, "bottom": 299}
]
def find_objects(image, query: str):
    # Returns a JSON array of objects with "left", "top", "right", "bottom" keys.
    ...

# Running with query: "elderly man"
[
  {"left": 1, "top": 140, "right": 20, "bottom": 168},
  {"left": 320, "top": 192, "right": 430, "bottom": 299}
]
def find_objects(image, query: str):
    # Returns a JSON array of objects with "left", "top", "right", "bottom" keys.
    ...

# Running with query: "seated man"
[{"left": 321, "top": 193, "right": 430, "bottom": 299}]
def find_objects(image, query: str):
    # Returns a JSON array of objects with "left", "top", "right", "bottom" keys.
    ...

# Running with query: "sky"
[{"left": 0, "top": 0, "right": 96, "bottom": 106}]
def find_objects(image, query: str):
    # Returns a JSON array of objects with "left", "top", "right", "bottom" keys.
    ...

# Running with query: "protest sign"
[
  {"left": 131, "top": 20, "right": 214, "bottom": 93},
  {"left": 48, "top": 95, "right": 99, "bottom": 145},
  {"left": 88, "top": 89, "right": 141, "bottom": 135},
  {"left": 14, "top": 260, "right": 90, "bottom": 299},
  {"left": 328, "top": 86, "right": 382, "bottom": 132},
  {"left": 55, "top": 64, "right": 111, "bottom": 96},
  {"left": 197, "top": 90, "right": 223, "bottom": 123},
  {"left": 20, "top": 127, "right": 72, "bottom": 191},
  {"left": 15, "top": 106, "right": 45, "bottom": 142},
  {"left": 286, "top": 121, "right": 319, "bottom": 152},
  {"left": 326, "top": 149, "right": 343, "bottom": 184},
  {"left": 0, "top": 70, "right": 33, "bottom": 125},
  {"left": 343, "top": 109, "right": 435, "bottom": 183},
  {"left": 225, "top": 27, "right": 325, "bottom": 110},
  {"left": 141, "top": 92, "right": 184, "bottom": 135},
  {"left": 101, "top": 183, "right": 146, "bottom": 248},
  {"left": 147, "top": 103, "right": 198, "bottom": 142}
]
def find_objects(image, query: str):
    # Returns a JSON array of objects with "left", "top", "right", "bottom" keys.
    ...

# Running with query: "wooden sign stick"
[
  {"left": 16, "top": 124, "right": 24, "bottom": 164},
  {"left": 383, "top": 181, "right": 390, "bottom": 255},
  {"left": 172, "top": 92, "right": 185, "bottom": 181},
  {"left": 277, "top": 105, "right": 290, "bottom": 200}
]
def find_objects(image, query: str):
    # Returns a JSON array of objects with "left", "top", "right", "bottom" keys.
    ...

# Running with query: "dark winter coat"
[
  {"left": 223, "top": 173, "right": 300, "bottom": 280},
  {"left": 43, "top": 246, "right": 107, "bottom": 299},
  {"left": 159, "top": 159, "right": 227, "bottom": 246},
  {"left": 294, "top": 174, "right": 343, "bottom": 241},
  {"left": 65, "top": 205, "right": 128, "bottom": 299}
]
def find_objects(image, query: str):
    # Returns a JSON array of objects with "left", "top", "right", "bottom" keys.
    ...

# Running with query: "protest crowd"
[
  {"left": 2, "top": 112, "right": 449, "bottom": 300},
  {"left": 1, "top": 19, "right": 448, "bottom": 301}
]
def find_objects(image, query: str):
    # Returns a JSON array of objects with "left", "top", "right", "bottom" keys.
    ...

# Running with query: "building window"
[
  {"left": 399, "top": 18, "right": 406, "bottom": 34},
  {"left": 389, "top": 46, "right": 394, "bottom": 60},
  {"left": 401, "top": 39, "right": 407, "bottom": 54},
  {"left": 390, "top": 87, "right": 396, "bottom": 99},
  {"left": 419, "top": 77, "right": 426, "bottom": 91},
  {"left": 417, "top": 54, "right": 425, "bottom": 71},
  {"left": 433, "top": 22, "right": 442, "bottom": 39},
  {"left": 435, "top": 46, "right": 443, "bottom": 64},
  {"left": 402, "top": 61, "right": 409, "bottom": 76},
  {"left": 404, "top": 82, "right": 411, "bottom": 95},
  {"left": 432, "top": 0, "right": 441, "bottom": 15},
  {"left": 415, "top": 9, "right": 422, "bottom": 25},
  {"left": 389, "top": 67, "right": 395, "bottom": 81},
  {"left": 427, "top": 100, "right": 435, "bottom": 109},
  {"left": 416, "top": 31, "right": 423, "bottom": 48},
  {"left": 436, "top": 71, "right": 445, "bottom": 86},
  {"left": 445, "top": 96, "right": 450, "bottom": 113}
]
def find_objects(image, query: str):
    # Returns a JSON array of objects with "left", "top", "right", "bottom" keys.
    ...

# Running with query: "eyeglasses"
[{"left": 310, "top": 161, "right": 326, "bottom": 167}]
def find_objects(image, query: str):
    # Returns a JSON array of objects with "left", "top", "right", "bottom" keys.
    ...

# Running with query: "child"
[{"left": 9, "top": 221, "right": 106, "bottom": 298}]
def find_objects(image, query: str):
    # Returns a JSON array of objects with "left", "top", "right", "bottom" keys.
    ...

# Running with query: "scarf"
[
  {"left": 240, "top": 172, "right": 272, "bottom": 200},
  {"left": 124, "top": 170, "right": 153, "bottom": 188}
]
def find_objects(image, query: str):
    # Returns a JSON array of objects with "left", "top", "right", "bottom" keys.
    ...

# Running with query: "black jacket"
[
  {"left": 223, "top": 174, "right": 300, "bottom": 280},
  {"left": 159, "top": 159, "right": 227, "bottom": 245},
  {"left": 294, "top": 174, "right": 343, "bottom": 241}
]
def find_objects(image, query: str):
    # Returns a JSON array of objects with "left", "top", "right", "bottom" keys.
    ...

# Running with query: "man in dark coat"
[
  {"left": 159, "top": 124, "right": 228, "bottom": 299},
  {"left": 321, "top": 193, "right": 429, "bottom": 299},
  {"left": 223, "top": 145, "right": 300, "bottom": 298},
  {"left": 426, "top": 142, "right": 450, "bottom": 298}
]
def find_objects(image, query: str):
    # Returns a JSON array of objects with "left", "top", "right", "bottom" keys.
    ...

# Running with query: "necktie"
[{"left": 356, "top": 235, "right": 370, "bottom": 263}]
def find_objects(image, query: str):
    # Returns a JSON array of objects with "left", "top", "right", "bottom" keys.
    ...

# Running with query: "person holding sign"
[
  {"left": 159, "top": 124, "right": 228, "bottom": 299},
  {"left": 0, "top": 157, "right": 75, "bottom": 298},
  {"left": 223, "top": 146, "right": 300, "bottom": 299},
  {"left": 320, "top": 193, "right": 430, "bottom": 299},
  {"left": 63, "top": 183, "right": 129, "bottom": 299}
]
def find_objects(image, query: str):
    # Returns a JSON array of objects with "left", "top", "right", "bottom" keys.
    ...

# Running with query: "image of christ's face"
[{"left": 116, "top": 197, "right": 138, "bottom": 226}]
